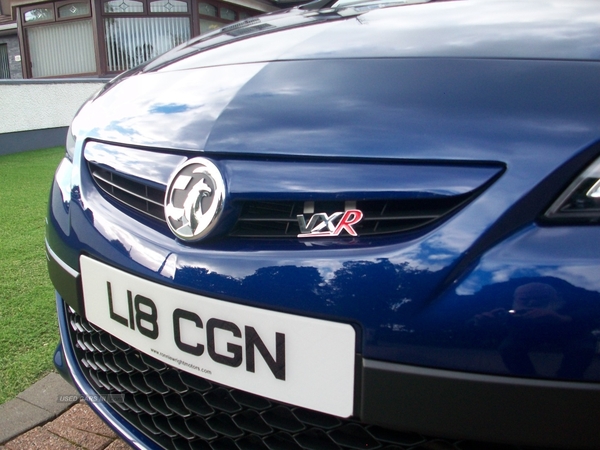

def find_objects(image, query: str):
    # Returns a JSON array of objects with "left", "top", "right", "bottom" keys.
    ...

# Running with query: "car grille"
[
  {"left": 66, "top": 305, "right": 530, "bottom": 450},
  {"left": 230, "top": 196, "right": 471, "bottom": 238},
  {"left": 89, "top": 163, "right": 166, "bottom": 222},
  {"left": 88, "top": 161, "right": 472, "bottom": 238}
]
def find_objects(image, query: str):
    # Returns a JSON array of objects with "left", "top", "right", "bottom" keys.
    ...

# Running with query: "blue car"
[{"left": 47, "top": 0, "right": 600, "bottom": 448}]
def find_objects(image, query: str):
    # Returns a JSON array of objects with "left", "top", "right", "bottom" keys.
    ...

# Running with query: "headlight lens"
[{"left": 544, "top": 155, "right": 600, "bottom": 223}]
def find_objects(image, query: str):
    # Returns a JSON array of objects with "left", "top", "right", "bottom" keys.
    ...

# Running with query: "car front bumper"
[{"left": 50, "top": 243, "right": 600, "bottom": 450}]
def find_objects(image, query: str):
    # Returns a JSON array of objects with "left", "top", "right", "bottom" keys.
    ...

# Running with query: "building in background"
[{"left": 5, "top": 0, "right": 282, "bottom": 78}]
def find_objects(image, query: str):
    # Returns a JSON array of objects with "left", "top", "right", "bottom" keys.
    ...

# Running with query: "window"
[
  {"left": 22, "top": 1, "right": 96, "bottom": 77},
  {"left": 105, "top": 17, "right": 190, "bottom": 71},
  {"left": 23, "top": 6, "right": 55, "bottom": 23},
  {"left": 0, "top": 44, "right": 10, "bottom": 79},
  {"left": 197, "top": 1, "right": 253, "bottom": 35},
  {"left": 101, "top": 0, "right": 191, "bottom": 72},
  {"left": 219, "top": 6, "right": 235, "bottom": 20},
  {"left": 28, "top": 20, "right": 96, "bottom": 77},
  {"left": 57, "top": 2, "right": 91, "bottom": 18},
  {"left": 197, "top": 2, "right": 216, "bottom": 15},
  {"left": 103, "top": 0, "right": 144, "bottom": 13},
  {"left": 103, "top": 0, "right": 192, "bottom": 14},
  {"left": 150, "top": 0, "right": 189, "bottom": 13}
]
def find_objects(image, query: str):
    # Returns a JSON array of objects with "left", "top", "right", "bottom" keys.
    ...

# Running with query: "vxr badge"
[{"left": 297, "top": 210, "right": 363, "bottom": 238}]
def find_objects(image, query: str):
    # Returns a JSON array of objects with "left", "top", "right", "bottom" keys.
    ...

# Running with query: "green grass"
[{"left": 0, "top": 146, "right": 65, "bottom": 404}]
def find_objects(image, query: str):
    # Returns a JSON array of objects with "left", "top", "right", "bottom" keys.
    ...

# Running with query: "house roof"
[{"left": 0, "top": 13, "right": 16, "bottom": 32}]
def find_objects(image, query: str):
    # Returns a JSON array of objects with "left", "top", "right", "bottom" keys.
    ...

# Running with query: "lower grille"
[{"left": 66, "top": 305, "right": 531, "bottom": 450}]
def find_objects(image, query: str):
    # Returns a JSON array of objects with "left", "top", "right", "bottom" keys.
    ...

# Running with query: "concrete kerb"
[{"left": 0, "top": 372, "right": 79, "bottom": 444}]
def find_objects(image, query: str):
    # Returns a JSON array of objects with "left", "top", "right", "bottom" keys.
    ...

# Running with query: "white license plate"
[{"left": 80, "top": 256, "right": 356, "bottom": 417}]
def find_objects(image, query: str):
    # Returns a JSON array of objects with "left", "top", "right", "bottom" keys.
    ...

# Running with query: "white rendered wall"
[{"left": 0, "top": 81, "right": 106, "bottom": 134}]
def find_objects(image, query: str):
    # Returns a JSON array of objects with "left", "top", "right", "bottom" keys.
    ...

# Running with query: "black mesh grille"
[
  {"left": 231, "top": 196, "right": 471, "bottom": 238},
  {"left": 89, "top": 163, "right": 167, "bottom": 222},
  {"left": 66, "top": 306, "right": 532, "bottom": 450}
]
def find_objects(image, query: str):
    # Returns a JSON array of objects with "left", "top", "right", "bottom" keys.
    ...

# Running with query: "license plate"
[{"left": 80, "top": 256, "right": 356, "bottom": 417}]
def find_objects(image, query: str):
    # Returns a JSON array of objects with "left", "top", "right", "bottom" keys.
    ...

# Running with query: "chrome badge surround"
[{"left": 165, "top": 158, "right": 224, "bottom": 241}]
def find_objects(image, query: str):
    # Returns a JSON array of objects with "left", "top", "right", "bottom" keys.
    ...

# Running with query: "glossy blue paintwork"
[
  {"left": 403, "top": 225, "right": 600, "bottom": 380},
  {"left": 145, "top": 0, "right": 600, "bottom": 72},
  {"left": 48, "top": 0, "right": 600, "bottom": 390}
]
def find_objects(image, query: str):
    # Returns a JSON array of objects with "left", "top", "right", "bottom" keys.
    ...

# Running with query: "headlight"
[
  {"left": 544, "top": 155, "right": 600, "bottom": 223},
  {"left": 65, "top": 125, "right": 76, "bottom": 161}
]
